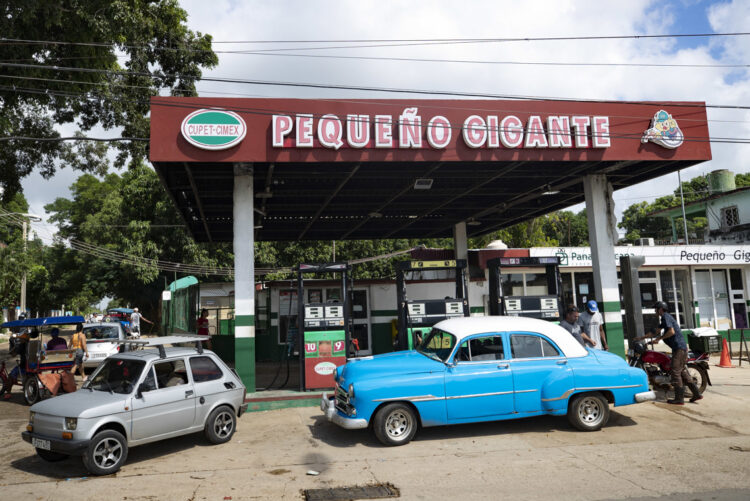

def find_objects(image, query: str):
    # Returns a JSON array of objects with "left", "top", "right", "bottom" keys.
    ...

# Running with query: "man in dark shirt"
[
  {"left": 641, "top": 301, "right": 702, "bottom": 405},
  {"left": 559, "top": 305, "right": 596, "bottom": 348}
]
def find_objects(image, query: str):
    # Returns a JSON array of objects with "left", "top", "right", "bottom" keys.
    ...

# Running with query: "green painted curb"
[{"left": 246, "top": 397, "right": 323, "bottom": 412}]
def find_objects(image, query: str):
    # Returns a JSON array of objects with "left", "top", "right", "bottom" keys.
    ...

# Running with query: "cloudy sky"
[{"left": 22, "top": 0, "right": 750, "bottom": 242}]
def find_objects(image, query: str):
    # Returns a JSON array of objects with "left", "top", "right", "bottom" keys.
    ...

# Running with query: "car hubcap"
[
  {"left": 214, "top": 411, "right": 234, "bottom": 438},
  {"left": 93, "top": 438, "right": 122, "bottom": 469},
  {"left": 385, "top": 410, "right": 412, "bottom": 439},
  {"left": 578, "top": 397, "right": 603, "bottom": 425}
]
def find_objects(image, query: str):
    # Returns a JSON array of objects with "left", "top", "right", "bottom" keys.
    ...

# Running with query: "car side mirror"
[{"left": 136, "top": 383, "right": 147, "bottom": 399}]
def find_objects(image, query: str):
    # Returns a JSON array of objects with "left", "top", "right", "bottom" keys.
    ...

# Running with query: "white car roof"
[{"left": 433, "top": 316, "right": 588, "bottom": 358}]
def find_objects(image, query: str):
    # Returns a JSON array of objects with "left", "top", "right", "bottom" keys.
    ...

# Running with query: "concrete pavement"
[{"left": 1, "top": 361, "right": 750, "bottom": 500}]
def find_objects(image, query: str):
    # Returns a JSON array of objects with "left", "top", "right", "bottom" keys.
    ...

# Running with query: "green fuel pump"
[
  {"left": 296, "top": 263, "right": 351, "bottom": 391},
  {"left": 395, "top": 259, "right": 470, "bottom": 351}
]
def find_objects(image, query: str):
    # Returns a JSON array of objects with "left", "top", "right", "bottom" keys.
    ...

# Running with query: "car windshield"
[
  {"left": 84, "top": 326, "right": 119, "bottom": 340},
  {"left": 416, "top": 328, "right": 457, "bottom": 362},
  {"left": 84, "top": 359, "right": 145, "bottom": 394}
]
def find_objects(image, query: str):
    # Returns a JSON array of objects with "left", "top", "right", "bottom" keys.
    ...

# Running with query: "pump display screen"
[
  {"left": 304, "top": 303, "right": 345, "bottom": 328},
  {"left": 406, "top": 299, "right": 465, "bottom": 326}
]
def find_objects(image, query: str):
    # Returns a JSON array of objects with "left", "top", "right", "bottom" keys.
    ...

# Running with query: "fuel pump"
[
  {"left": 396, "top": 259, "right": 470, "bottom": 351},
  {"left": 296, "top": 263, "right": 351, "bottom": 391},
  {"left": 487, "top": 256, "right": 563, "bottom": 321}
]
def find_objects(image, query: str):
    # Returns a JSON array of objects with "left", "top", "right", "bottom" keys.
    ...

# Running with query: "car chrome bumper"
[
  {"left": 22, "top": 431, "right": 89, "bottom": 455},
  {"left": 320, "top": 393, "right": 368, "bottom": 430},
  {"left": 635, "top": 390, "right": 656, "bottom": 403}
]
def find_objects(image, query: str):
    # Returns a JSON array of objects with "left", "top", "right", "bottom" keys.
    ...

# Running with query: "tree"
[
  {"left": 541, "top": 210, "right": 589, "bottom": 247},
  {"left": 0, "top": 0, "right": 217, "bottom": 200},
  {"left": 0, "top": 192, "right": 34, "bottom": 310},
  {"left": 41, "top": 164, "right": 232, "bottom": 319}
]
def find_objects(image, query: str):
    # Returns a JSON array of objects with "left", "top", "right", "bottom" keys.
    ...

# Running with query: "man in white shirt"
[
  {"left": 578, "top": 300, "right": 608, "bottom": 350},
  {"left": 130, "top": 307, "right": 153, "bottom": 338}
]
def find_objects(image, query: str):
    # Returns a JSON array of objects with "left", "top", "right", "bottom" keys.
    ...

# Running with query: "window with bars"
[{"left": 720, "top": 206, "right": 740, "bottom": 228}]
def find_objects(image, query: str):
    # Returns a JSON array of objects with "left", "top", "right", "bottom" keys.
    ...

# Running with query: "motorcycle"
[{"left": 628, "top": 340, "right": 711, "bottom": 399}]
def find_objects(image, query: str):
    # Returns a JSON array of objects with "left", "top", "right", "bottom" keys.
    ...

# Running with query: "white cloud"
[{"left": 23, "top": 0, "right": 750, "bottom": 232}]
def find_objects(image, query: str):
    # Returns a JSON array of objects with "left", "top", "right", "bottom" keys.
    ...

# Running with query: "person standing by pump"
[
  {"left": 578, "top": 300, "right": 608, "bottom": 351},
  {"left": 559, "top": 305, "right": 597, "bottom": 348},
  {"left": 638, "top": 301, "right": 702, "bottom": 405}
]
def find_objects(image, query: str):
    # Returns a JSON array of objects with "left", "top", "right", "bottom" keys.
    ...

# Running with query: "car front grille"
[{"left": 335, "top": 384, "right": 354, "bottom": 416}]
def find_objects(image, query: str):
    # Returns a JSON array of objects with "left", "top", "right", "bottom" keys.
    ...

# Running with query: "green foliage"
[
  {"left": 38, "top": 165, "right": 232, "bottom": 318},
  {"left": 0, "top": 193, "right": 32, "bottom": 309},
  {"left": 614, "top": 172, "right": 750, "bottom": 243},
  {"left": 540, "top": 210, "right": 589, "bottom": 247},
  {"left": 0, "top": 0, "right": 218, "bottom": 200}
]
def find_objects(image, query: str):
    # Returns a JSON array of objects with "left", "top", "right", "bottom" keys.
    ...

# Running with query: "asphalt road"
[{"left": 2, "top": 349, "right": 750, "bottom": 500}]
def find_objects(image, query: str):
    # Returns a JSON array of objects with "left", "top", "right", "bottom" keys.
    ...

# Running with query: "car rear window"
[
  {"left": 84, "top": 326, "right": 119, "bottom": 340},
  {"left": 190, "top": 356, "right": 223, "bottom": 383}
]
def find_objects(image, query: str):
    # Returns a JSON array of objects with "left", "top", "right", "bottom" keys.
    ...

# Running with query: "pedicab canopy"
[
  {"left": 149, "top": 97, "right": 711, "bottom": 243},
  {"left": 1, "top": 316, "right": 86, "bottom": 328}
]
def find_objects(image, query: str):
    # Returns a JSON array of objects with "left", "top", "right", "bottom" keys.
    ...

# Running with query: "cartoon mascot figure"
[{"left": 642, "top": 109, "right": 684, "bottom": 149}]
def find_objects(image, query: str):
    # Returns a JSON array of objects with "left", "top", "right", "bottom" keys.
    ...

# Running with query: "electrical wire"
[
  {"left": 3, "top": 31, "right": 750, "bottom": 53},
  {"left": 2, "top": 71, "right": 748, "bottom": 125},
  {"left": 2, "top": 61, "right": 749, "bottom": 111},
  {"left": 2, "top": 84, "right": 749, "bottom": 145}
]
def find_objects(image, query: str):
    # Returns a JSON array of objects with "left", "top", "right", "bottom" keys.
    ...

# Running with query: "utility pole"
[
  {"left": 20, "top": 220, "right": 27, "bottom": 314},
  {"left": 678, "top": 170, "right": 690, "bottom": 244}
]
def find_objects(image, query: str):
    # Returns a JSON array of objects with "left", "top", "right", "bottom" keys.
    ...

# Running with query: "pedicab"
[{"left": 1, "top": 316, "right": 85, "bottom": 405}]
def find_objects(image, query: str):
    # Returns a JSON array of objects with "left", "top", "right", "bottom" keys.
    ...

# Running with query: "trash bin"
[{"left": 688, "top": 327, "right": 721, "bottom": 353}]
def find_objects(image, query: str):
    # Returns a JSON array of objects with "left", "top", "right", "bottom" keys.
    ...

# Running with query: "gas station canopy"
[{"left": 149, "top": 97, "right": 711, "bottom": 242}]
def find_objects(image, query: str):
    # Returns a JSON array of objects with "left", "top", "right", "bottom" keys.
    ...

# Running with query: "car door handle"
[
  {"left": 556, "top": 360, "right": 568, "bottom": 365},
  {"left": 185, "top": 390, "right": 194, "bottom": 398},
  {"left": 497, "top": 363, "right": 510, "bottom": 369}
]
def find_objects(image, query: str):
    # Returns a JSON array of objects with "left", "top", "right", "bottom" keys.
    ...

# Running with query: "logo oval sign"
[
  {"left": 181, "top": 109, "right": 247, "bottom": 150},
  {"left": 314, "top": 362, "right": 336, "bottom": 376}
]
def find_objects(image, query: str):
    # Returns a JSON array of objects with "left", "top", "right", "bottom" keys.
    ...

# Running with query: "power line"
[
  {"left": 3, "top": 72, "right": 748, "bottom": 126},
  {"left": 2, "top": 61, "right": 748, "bottom": 111},
  {"left": 4, "top": 39, "right": 748, "bottom": 70},
  {"left": 2, "top": 86, "right": 749, "bottom": 145},
  {"left": 3, "top": 32, "right": 749, "bottom": 53}
]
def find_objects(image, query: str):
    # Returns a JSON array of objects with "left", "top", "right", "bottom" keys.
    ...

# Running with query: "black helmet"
[{"left": 654, "top": 301, "right": 668, "bottom": 312}]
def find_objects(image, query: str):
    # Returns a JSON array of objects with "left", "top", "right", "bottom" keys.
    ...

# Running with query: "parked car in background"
[
  {"left": 22, "top": 336, "right": 248, "bottom": 475},
  {"left": 83, "top": 322, "right": 131, "bottom": 368},
  {"left": 322, "top": 316, "right": 655, "bottom": 446}
]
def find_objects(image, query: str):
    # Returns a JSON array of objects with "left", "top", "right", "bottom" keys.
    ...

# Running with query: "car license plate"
[
  {"left": 32, "top": 437, "right": 51, "bottom": 450},
  {"left": 93, "top": 353, "right": 106, "bottom": 358}
]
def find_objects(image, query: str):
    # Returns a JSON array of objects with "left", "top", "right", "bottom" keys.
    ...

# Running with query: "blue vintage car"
[{"left": 321, "top": 316, "right": 654, "bottom": 445}]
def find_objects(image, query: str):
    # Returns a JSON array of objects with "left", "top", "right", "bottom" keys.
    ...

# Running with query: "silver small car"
[
  {"left": 82, "top": 322, "right": 130, "bottom": 368},
  {"left": 21, "top": 337, "right": 248, "bottom": 475}
]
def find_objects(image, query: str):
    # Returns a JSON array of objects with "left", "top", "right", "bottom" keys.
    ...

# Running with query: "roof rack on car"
[{"left": 115, "top": 335, "right": 210, "bottom": 358}]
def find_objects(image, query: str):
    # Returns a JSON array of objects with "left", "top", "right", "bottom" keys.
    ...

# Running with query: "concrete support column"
[
  {"left": 453, "top": 221, "right": 468, "bottom": 262},
  {"left": 234, "top": 164, "right": 255, "bottom": 391},
  {"left": 583, "top": 174, "right": 624, "bottom": 357}
]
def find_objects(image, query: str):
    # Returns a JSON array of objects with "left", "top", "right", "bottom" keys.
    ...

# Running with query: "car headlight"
[
  {"left": 64, "top": 417, "right": 77, "bottom": 431},
  {"left": 348, "top": 384, "right": 355, "bottom": 399},
  {"left": 29, "top": 411, "right": 35, "bottom": 423}
]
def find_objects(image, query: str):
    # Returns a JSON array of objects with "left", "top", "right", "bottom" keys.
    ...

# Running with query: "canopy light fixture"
[
  {"left": 368, "top": 211, "right": 383, "bottom": 218},
  {"left": 414, "top": 179, "right": 433, "bottom": 190},
  {"left": 255, "top": 192, "right": 273, "bottom": 199},
  {"left": 542, "top": 184, "right": 560, "bottom": 195},
  {"left": 467, "top": 218, "right": 481, "bottom": 226}
]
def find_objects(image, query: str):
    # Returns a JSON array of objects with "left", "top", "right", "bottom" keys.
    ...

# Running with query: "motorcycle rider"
[{"left": 637, "top": 301, "right": 702, "bottom": 405}]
